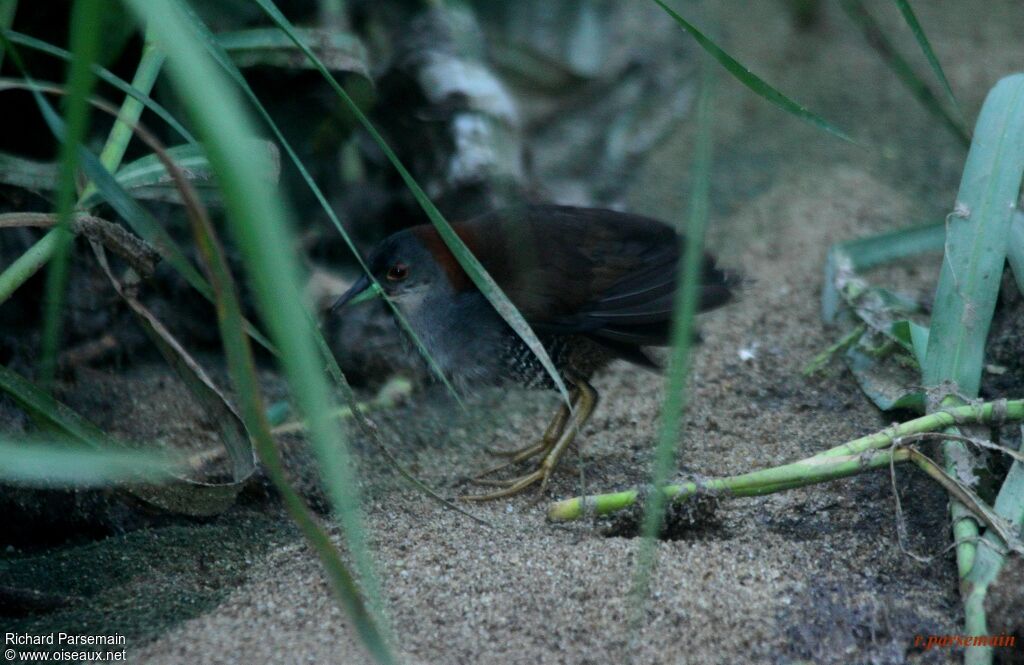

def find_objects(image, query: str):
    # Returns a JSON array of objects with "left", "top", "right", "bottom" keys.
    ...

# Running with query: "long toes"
[
  {"left": 469, "top": 477, "right": 520, "bottom": 487},
  {"left": 484, "top": 442, "right": 548, "bottom": 461},
  {"left": 483, "top": 445, "right": 525, "bottom": 457},
  {"left": 473, "top": 459, "right": 519, "bottom": 479},
  {"left": 460, "top": 472, "right": 543, "bottom": 501}
]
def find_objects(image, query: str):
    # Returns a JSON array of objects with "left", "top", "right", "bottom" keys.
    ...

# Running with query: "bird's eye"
[{"left": 386, "top": 262, "right": 409, "bottom": 282}]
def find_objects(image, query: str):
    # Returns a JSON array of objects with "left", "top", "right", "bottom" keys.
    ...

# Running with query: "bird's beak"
[{"left": 331, "top": 274, "right": 379, "bottom": 313}]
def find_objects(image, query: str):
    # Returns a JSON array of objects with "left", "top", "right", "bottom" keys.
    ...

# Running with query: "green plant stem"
[
  {"left": 963, "top": 440, "right": 1024, "bottom": 665},
  {"left": 0, "top": 228, "right": 59, "bottom": 305},
  {"left": 802, "top": 323, "right": 866, "bottom": 375},
  {"left": 79, "top": 31, "right": 163, "bottom": 203},
  {"left": 551, "top": 447, "right": 911, "bottom": 522},
  {"left": 629, "top": 59, "right": 715, "bottom": 627},
  {"left": 39, "top": 0, "right": 102, "bottom": 387},
  {"left": 548, "top": 399, "right": 1024, "bottom": 522},
  {"left": 0, "top": 0, "right": 16, "bottom": 71},
  {"left": 939, "top": 418, "right": 979, "bottom": 578}
]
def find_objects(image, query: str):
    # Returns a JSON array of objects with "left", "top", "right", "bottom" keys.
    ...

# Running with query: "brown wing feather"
[{"left": 445, "top": 205, "right": 736, "bottom": 347}]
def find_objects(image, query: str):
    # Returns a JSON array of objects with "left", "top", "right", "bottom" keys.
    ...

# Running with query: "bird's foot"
[
  {"left": 474, "top": 440, "right": 550, "bottom": 478},
  {"left": 460, "top": 467, "right": 550, "bottom": 503}
]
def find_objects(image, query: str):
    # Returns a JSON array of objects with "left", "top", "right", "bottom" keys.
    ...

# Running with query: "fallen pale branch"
[{"left": 547, "top": 399, "right": 1024, "bottom": 523}]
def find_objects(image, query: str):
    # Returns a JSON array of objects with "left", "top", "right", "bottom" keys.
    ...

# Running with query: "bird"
[{"left": 332, "top": 204, "right": 738, "bottom": 501}]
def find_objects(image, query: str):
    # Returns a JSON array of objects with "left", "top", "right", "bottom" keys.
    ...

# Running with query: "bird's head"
[{"left": 331, "top": 228, "right": 466, "bottom": 313}]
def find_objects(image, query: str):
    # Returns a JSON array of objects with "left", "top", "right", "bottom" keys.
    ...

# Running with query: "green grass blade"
[
  {"left": 0, "top": 72, "right": 276, "bottom": 354},
  {"left": 38, "top": 0, "right": 102, "bottom": 387},
  {"left": 0, "top": 150, "right": 57, "bottom": 190},
  {"left": 629, "top": 59, "right": 716, "bottom": 627},
  {"left": 891, "top": 0, "right": 964, "bottom": 122},
  {"left": 651, "top": 0, "right": 854, "bottom": 144},
  {"left": 82, "top": 143, "right": 213, "bottom": 208},
  {"left": 124, "top": 0, "right": 394, "bottom": 659},
  {"left": 217, "top": 26, "right": 370, "bottom": 79},
  {"left": 0, "top": 362, "right": 110, "bottom": 444},
  {"left": 0, "top": 360, "right": 241, "bottom": 515},
  {"left": 0, "top": 74, "right": 213, "bottom": 301},
  {"left": 252, "top": 0, "right": 573, "bottom": 407},
  {"left": 890, "top": 319, "right": 929, "bottom": 366},
  {"left": 3, "top": 29, "right": 195, "bottom": 143},
  {"left": 0, "top": 439, "right": 181, "bottom": 487},
  {"left": 840, "top": 0, "right": 969, "bottom": 146},
  {"left": 179, "top": 2, "right": 465, "bottom": 406}
]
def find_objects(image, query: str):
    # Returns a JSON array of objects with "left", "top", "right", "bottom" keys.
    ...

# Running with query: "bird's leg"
[
  {"left": 532, "top": 377, "right": 596, "bottom": 497},
  {"left": 474, "top": 394, "right": 573, "bottom": 478},
  {"left": 463, "top": 375, "right": 596, "bottom": 501},
  {"left": 482, "top": 397, "right": 572, "bottom": 458}
]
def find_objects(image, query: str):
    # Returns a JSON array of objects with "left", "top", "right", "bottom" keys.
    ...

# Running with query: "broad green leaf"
[
  {"left": 845, "top": 345, "right": 925, "bottom": 411},
  {"left": 822, "top": 221, "right": 944, "bottom": 323},
  {"left": 80, "top": 140, "right": 281, "bottom": 208},
  {"left": 923, "top": 74, "right": 1024, "bottom": 396}
]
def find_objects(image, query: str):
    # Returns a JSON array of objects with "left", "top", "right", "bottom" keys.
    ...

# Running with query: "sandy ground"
[{"left": 4, "top": 1, "right": 1024, "bottom": 664}]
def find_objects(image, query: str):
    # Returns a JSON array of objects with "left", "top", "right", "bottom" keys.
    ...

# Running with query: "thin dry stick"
[{"left": 907, "top": 447, "right": 1024, "bottom": 556}]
